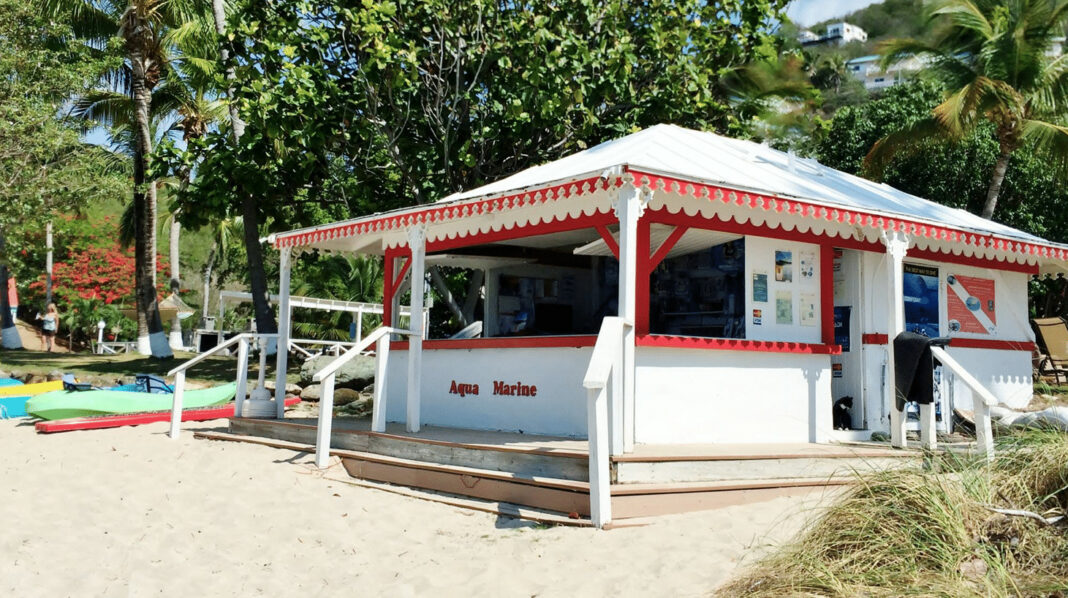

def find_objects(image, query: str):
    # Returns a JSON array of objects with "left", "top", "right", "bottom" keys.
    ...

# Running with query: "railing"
[
  {"left": 166, "top": 332, "right": 279, "bottom": 439},
  {"left": 287, "top": 338, "right": 359, "bottom": 359},
  {"left": 931, "top": 346, "right": 998, "bottom": 460},
  {"left": 582, "top": 316, "right": 631, "bottom": 529},
  {"left": 310, "top": 326, "right": 415, "bottom": 468}
]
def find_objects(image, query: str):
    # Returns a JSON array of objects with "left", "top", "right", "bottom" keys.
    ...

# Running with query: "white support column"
[
  {"left": 234, "top": 336, "right": 250, "bottom": 418},
  {"left": 406, "top": 227, "right": 426, "bottom": 433},
  {"left": 882, "top": 231, "right": 909, "bottom": 448},
  {"left": 919, "top": 403, "right": 937, "bottom": 450},
  {"left": 615, "top": 184, "right": 645, "bottom": 455},
  {"left": 974, "top": 397, "right": 994, "bottom": 462},
  {"left": 587, "top": 386, "right": 612, "bottom": 529},
  {"left": 315, "top": 372, "right": 335, "bottom": 468},
  {"left": 169, "top": 371, "right": 186, "bottom": 439},
  {"left": 355, "top": 307, "right": 364, "bottom": 345},
  {"left": 372, "top": 334, "right": 390, "bottom": 433},
  {"left": 274, "top": 248, "right": 292, "bottom": 418}
]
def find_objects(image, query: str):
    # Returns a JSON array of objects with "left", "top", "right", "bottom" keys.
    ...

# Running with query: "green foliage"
[
  {"left": 156, "top": 0, "right": 792, "bottom": 233},
  {"left": 291, "top": 254, "right": 383, "bottom": 341},
  {"left": 60, "top": 297, "right": 137, "bottom": 348},
  {"left": 814, "top": 81, "right": 1068, "bottom": 241}
]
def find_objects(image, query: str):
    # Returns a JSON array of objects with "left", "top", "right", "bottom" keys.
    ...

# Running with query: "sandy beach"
[{"left": 0, "top": 418, "right": 833, "bottom": 597}]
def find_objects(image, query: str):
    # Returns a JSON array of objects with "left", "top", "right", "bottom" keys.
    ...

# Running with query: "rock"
[
  {"left": 333, "top": 388, "right": 361, "bottom": 406},
  {"left": 298, "top": 354, "right": 376, "bottom": 390},
  {"left": 0, "top": 369, "right": 10, "bottom": 379},
  {"left": 264, "top": 380, "right": 303, "bottom": 395},
  {"left": 300, "top": 384, "right": 322, "bottom": 401},
  {"left": 362, "top": 383, "right": 374, "bottom": 395},
  {"left": 26, "top": 374, "right": 46, "bottom": 384},
  {"left": 870, "top": 431, "right": 890, "bottom": 442},
  {"left": 47, "top": 370, "right": 65, "bottom": 382}
]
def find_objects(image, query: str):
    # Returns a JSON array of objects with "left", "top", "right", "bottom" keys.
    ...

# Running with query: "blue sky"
[{"left": 786, "top": 0, "right": 881, "bottom": 27}]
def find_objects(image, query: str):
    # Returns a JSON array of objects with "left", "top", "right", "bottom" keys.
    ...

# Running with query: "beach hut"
[{"left": 184, "top": 125, "right": 1068, "bottom": 526}]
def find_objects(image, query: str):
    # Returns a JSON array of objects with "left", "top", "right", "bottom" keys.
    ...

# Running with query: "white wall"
[
  {"left": 634, "top": 347, "right": 833, "bottom": 444},
  {"left": 384, "top": 346, "right": 591, "bottom": 437},
  {"left": 744, "top": 235, "right": 823, "bottom": 344}
]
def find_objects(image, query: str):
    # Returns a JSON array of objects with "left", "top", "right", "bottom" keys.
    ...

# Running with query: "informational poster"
[
  {"left": 832, "top": 363, "right": 843, "bottom": 378},
  {"left": 834, "top": 306, "right": 851, "bottom": 352},
  {"left": 799, "top": 292, "right": 817, "bottom": 326},
  {"left": 946, "top": 274, "right": 996, "bottom": 334},
  {"left": 903, "top": 264, "right": 940, "bottom": 337},
  {"left": 775, "top": 250, "right": 793, "bottom": 282},
  {"left": 752, "top": 308, "right": 763, "bottom": 325},
  {"left": 752, "top": 272, "right": 768, "bottom": 302},
  {"left": 776, "top": 290, "right": 793, "bottom": 324},
  {"left": 799, "top": 251, "right": 816, "bottom": 279}
]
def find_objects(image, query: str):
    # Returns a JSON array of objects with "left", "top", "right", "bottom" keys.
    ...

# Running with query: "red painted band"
[
  {"left": 425, "top": 211, "right": 617, "bottom": 253},
  {"left": 821, "top": 244, "right": 835, "bottom": 345},
  {"left": 906, "top": 248, "right": 1039, "bottom": 275},
  {"left": 393, "top": 335, "right": 598, "bottom": 350},
  {"left": 636, "top": 334, "right": 841, "bottom": 354},
  {"left": 948, "top": 338, "right": 1036, "bottom": 351},
  {"left": 862, "top": 333, "right": 889, "bottom": 345}
]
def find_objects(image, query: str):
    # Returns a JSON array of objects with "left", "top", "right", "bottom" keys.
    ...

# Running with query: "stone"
[
  {"left": 264, "top": 380, "right": 303, "bottom": 396},
  {"left": 0, "top": 369, "right": 11, "bottom": 379},
  {"left": 47, "top": 370, "right": 65, "bottom": 382},
  {"left": 333, "top": 387, "right": 361, "bottom": 406},
  {"left": 298, "top": 354, "right": 376, "bottom": 390},
  {"left": 300, "top": 384, "right": 322, "bottom": 401},
  {"left": 26, "top": 374, "right": 46, "bottom": 384}
]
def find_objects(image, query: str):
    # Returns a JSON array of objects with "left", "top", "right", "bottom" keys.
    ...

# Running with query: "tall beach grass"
[{"left": 720, "top": 431, "right": 1068, "bottom": 597}]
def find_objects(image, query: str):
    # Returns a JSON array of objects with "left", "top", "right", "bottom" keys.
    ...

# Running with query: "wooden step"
[{"left": 228, "top": 418, "right": 589, "bottom": 481}]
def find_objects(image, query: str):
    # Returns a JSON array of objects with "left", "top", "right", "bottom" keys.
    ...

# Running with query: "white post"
[
  {"left": 615, "top": 184, "right": 645, "bottom": 454},
  {"left": 274, "top": 248, "right": 292, "bottom": 418},
  {"left": 315, "top": 372, "right": 335, "bottom": 468},
  {"left": 234, "top": 336, "right": 250, "bottom": 418},
  {"left": 372, "top": 334, "right": 390, "bottom": 433},
  {"left": 45, "top": 220, "right": 54, "bottom": 304},
  {"left": 355, "top": 306, "right": 364, "bottom": 345},
  {"left": 882, "top": 232, "right": 909, "bottom": 448},
  {"left": 169, "top": 371, "right": 186, "bottom": 439},
  {"left": 919, "top": 403, "right": 937, "bottom": 450},
  {"left": 587, "top": 386, "right": 612, "bottom": 529},
  {"left": 974, "top": 397, "right": 994, "bottom": 462},
  {"left": 406, "top": 227, "right": 426, "bottom": 433}
]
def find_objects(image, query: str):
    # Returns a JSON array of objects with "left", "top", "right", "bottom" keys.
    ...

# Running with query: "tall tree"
[
  {"left": 0, "top": 0, "right": 126, "bottom": 349},
  {"left": 866, "top": 0, "right": 1068, "bottom": 219},
  {"left": 45, "top": 0, "right": 213, "bottom": 357}
]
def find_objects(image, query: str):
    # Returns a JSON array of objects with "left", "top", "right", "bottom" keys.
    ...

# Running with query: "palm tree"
[
  {"left": 866, "top": 0, "right": 1068, "bottom": 219},
  {"left": 45, "top": 0, "right": 212, "bottom": 357}
]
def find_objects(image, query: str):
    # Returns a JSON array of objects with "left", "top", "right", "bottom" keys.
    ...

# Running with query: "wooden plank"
[
  {"left": 36, "top": 398, "right": 301, "bottom": 434},
  {"left": 610, "top": 477, "right": 851, "bottom": 496},
  {"left": 612, "top": 485, "right": 835, "bottom": 519},
  {"left": 342, "top": 457, "right": 591, "bottom": 517}
]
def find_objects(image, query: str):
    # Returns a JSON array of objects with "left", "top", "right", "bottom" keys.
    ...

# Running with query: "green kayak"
[{"left": 26, "top": 383, "right": 237, "bottom": 421}]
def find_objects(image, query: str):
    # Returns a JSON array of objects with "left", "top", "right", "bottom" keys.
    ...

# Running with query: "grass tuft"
[{"left": 720, "top": 431, "right": 1068, "bottom": 597}]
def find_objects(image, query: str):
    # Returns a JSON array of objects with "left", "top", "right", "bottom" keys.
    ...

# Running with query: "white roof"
[{"left": 440, "top": 124, "right": 1044, "bottom": 244}]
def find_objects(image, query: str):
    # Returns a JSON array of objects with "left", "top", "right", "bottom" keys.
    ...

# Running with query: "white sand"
[{"left": 0, "top": 419, "right": 833, "bottom": 597}]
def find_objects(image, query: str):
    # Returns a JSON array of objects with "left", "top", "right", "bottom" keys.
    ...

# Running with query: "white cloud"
[{"left": 786, "top": 0, "right": 881, "bottom": 27}]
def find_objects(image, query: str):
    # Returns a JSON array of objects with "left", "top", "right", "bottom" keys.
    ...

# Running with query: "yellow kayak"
[{"left": 0, "top": 380, "right": 64, "bottom": 398}]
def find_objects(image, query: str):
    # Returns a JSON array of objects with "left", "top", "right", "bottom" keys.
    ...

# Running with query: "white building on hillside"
[
  {"left": 846, "top": 54, "right": 928, "bottom": 91},
  {"left": 800, "top": 22, "right": 868, "bottom": 47}
]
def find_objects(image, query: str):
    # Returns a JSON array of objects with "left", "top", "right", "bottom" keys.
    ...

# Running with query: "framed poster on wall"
[
  {"left": 903, "top": 264, "right": 940, "bottom": 337},
  {"left": 946, "top": 274, "right": 996, "bottom": 334}
]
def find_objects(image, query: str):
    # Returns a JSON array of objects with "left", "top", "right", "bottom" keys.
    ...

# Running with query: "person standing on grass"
[{"left": 36, "top": 303, "right": 59, "bottom": 352}]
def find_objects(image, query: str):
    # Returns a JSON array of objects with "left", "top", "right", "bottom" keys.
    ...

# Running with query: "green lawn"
[{"left": 0, "top": 350, "right": 299, "bottom": 385}]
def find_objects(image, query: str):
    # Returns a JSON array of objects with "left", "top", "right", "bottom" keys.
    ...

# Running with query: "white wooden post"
[
  {"left": 615, "top": 184, "right": 645, "bottom": 454},
  {"left": 355, "top": 306, "right": 364, "bottom": 345},
  {"left": 883, "top": 232, "right": 909, "bottom": 448},
  {"left": 974, "top": 397, "right": 994, "bottom": 462},
  {"left": 587, "top": 386, "right": 612, "bottom": 528},
  {"left": 274, "top": 248, "right": 292, "bottom": 418},
  {"left": 919, "top": 403, "right": 937, "bottom": 450},
  {"left": 372, "top": 334, "right": 390, "bottom": 433},
  {"left": 169, "top": 371, "right": 186, "bottom": 439},
  {"left": 406, "top": 227, "right": 426, "bottom": 433},
  {"left": 234, "top": 336, "right": 250, "bottom": 418},
  {"left": 315, "top": 372, "right": 335, "bottom": 468}
]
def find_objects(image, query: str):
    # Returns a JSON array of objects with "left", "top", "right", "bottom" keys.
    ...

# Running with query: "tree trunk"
[
  {"left": 169, "top": 210, "right": 182, "bottom": 349},
  {"left": 0, "top": 229, "right": 23, "bottom": 350},
  {"left": 981, "top": 141, "right": 1013, "bottom": 220},
  {"left": 202, "top": 240, "right": 216, "bottom": 323},
  {"left": 129, "top": 42, "right": 172, "bottom": 359},
  {"left": 429, "top": 266, "right": 466, "bottom": 327},
  {"left": 44, "top": 220, "right": 53, "bottom": 307},
  {"left": 212, "top": 0, "right": 275, "bottom": 342}
]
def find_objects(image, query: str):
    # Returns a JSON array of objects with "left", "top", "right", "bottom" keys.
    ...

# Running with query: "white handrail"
[
  {"left": 581, "top": 316, "right": 632, "bottom": 529},
  {"left": 313, "top": 327, "right": 410, "bottom": 382},
  {"left": 583, "top": 317, "right": 631, "bottom": 389},
  {"left": 311, "top": 325, "right": 416, "bottom": 469},
  {"left": 931, "top": 346, "right": 997, "bottom": 460},
  {"left": 167, "top": 332, "right": 279, "bottom": 440}
]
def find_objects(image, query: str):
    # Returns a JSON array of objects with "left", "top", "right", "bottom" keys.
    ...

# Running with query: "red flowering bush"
[{"left": 28, "top": 242, "right": 168, "bottom": 306}]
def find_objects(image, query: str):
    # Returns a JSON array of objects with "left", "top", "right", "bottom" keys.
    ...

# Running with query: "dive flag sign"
[{"left": 946, "top": 274, "right": 996, "bottom": 335}]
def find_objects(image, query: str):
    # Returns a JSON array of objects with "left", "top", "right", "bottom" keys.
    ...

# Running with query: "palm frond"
[
  {"left": 43, "top": 0, "right": 120, "bottom": 44},
  {"left": 864, "top": 117, "right": 952, "bottom": 178},
  {"left": 1020, "top": 118, "right": 1068, "bottom": 176},
  {"left": 118, "top": 198, "right": 136, "bottom": 249},
  {"left": 70, "top": 89, "right": 132, "bottom": 128},
  {"left": 927, "top": 0, "right": 994, "bottom": 40}
]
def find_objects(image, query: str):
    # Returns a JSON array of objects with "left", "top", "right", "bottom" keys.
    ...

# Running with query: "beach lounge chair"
[{"left": 1033, "top": 317, "right": 1068, "bottom": 384}]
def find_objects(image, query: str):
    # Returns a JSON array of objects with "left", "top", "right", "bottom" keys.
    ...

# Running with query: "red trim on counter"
[
  {"left": 948, "top": 338, "right": 1036, "bottom": 351},
  {"left": 862, "top": 333, "right": 889, "bottom": 345},
  {"left": 393, "top": 336, "right": 598, "bottom": 350},
  {"left": 636, "top": 334, "right": 841, "bottom": 354}
]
